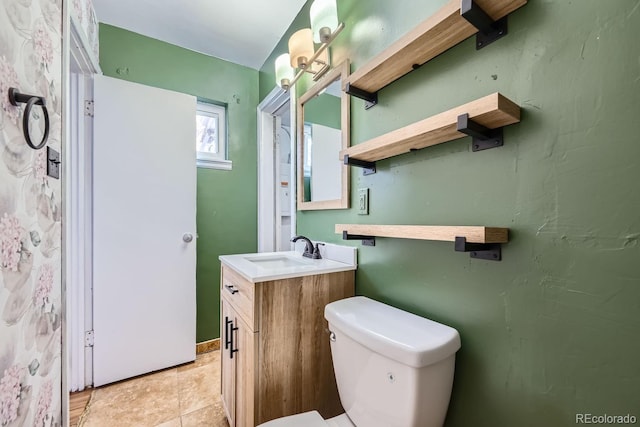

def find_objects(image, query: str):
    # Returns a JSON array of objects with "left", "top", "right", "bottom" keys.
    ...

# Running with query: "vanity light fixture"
[
  {"left": 289, "top": 29, "right": 315, "bottom": 69},
  {"left": 310, "top": 0, "right": 339, "bottom": 43},
  {"left": 274, "top": 0, "right": 344, "bottom": 91},
  {"left": 275, "top": 54, "right": 295, "bottom": 90}
]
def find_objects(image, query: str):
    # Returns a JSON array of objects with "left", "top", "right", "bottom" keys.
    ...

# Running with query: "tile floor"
[{"left": 79, "top": 350, "right": 228, "bottom": 427}]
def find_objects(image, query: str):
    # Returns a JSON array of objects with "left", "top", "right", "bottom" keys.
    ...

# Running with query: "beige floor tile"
[
  {"left": 177, "top": 350, "right": 219, "bottom": 374},
  {"left": 78, "top": 351, "right": 227, "bottom": 427},
  {"left": 155, "top": 417, "right": 182, "bottom": 427},
  {"left": 177, "top": 353, "right": 220, "bottom": 414},
  {"left": 82, "top": 368, "right": 180, "bottom": 427},
  {"left": 181, "top": 404, "right": 228, "bottom": 427}
]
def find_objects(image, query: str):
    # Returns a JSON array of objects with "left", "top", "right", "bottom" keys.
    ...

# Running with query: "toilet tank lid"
[{"left": 325, "top": 297, "right": 461, "bottom": 368}]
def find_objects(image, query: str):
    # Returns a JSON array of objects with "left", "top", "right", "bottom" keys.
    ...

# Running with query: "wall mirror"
[{"left": 297, "top": 60, "right": 350, "bottom": 210}]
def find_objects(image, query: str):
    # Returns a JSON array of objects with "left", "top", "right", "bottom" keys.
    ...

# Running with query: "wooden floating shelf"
[
  {"left": 335, "top": 224, "right": 508, "bottom": 243},
  {"left": 335, "top": 224, "right": 509, "bottom": 261},
  {"left": 341, "top": 92, "right": 520, "bottom": 166},
  {"left": 345, "top": 0, "right": 527, "bottom": 106}
]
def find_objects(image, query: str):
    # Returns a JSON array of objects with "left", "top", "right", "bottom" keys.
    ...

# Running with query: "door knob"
[{"left": 182, "top": 233, "right": 194, "bottom": 243}]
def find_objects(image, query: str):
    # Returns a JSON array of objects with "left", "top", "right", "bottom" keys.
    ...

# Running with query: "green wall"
[
  {"left": 305, "top": 93, "right": 341, "bottom": 129},
  {"left": 260, "top": 1, "right": 640, "bottom": 425},
  {"left": 99, "top": 24, "right": 258, "bottom": 342}
]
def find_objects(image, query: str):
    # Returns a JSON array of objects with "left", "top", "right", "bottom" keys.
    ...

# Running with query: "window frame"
[{"left": 196, "top": 100, "right": 231, "bottom": 170}]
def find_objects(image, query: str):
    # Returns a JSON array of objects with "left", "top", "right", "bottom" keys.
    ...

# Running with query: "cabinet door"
[
  {"left": 221, "top": 298, "right": 236, "bottom": 427},
  {"left": 235, "top": 315, "right": 257, "bottom": 427}
]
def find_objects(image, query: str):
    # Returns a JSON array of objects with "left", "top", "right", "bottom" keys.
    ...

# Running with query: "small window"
[
  {"left": 303, "top": 123, "right": 313, "bottom": 177},
  {"left": 196, "top": 101, "right": 231, "bottom": 170}
]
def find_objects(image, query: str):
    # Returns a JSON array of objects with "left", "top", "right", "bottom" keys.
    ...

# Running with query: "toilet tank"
[{"left": 324, "top": 297, "right": 461, "bottom": 427}]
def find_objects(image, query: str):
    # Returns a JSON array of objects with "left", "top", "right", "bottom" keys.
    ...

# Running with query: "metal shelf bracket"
[
  {"left": 457, "top": 113, "right": 504, "bottom": 151},
  {"left": 345, "top": 83, "right": 378, "bottom": 109},
  {"left": 454, "top": 236, "right": 502, "bottom": 261},
  {"left": 342, "top": 231, "right": 376, "bottom": 246},
  {"left": 460, "top": 0, "right": 509, "bottom": 50},
  {"left": 344, "top": 155, "right": 376, "bottom": 175}
]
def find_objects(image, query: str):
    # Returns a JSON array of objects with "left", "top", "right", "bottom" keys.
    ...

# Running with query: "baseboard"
[{"left": 196, "top": 338, "right": 220, "bottom": 354}]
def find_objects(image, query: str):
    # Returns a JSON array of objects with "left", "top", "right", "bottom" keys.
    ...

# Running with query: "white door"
[
  {"left": 257, "top": 86, "right": 295, "bottom": 252},
  {"left": 92, "top": 75, "right": 197, "bottom": 386}
]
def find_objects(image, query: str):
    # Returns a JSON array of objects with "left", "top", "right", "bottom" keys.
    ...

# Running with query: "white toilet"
[{"left": 258, "top": 296, "right": 461, "bottom": 427}]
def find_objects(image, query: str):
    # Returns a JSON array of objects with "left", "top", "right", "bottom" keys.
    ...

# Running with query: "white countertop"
[{"left": 219, "top": 249, "right": 357, "bottom": 283}]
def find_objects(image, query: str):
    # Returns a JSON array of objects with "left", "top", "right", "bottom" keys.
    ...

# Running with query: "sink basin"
[
  {"left": 244, "top": 255, "right": 310, "bottom": 269},
  {"left": 219, "top": 250, "right": 357, "bottom": 282}
]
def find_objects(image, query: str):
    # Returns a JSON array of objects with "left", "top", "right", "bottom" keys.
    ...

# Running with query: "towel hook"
[{"left": 8, "top": 87, "right": 50, "bottom": 150}]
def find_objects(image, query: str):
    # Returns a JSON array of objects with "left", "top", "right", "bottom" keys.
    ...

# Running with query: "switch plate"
[
  {"left": 357, "top": 188, "right": 369, "bottom": 215},
  {"left": 46, "top": 146, "right": 60, "bottom": 179}
]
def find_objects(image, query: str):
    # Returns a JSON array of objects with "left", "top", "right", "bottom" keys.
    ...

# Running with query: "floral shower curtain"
[{"left": 0, "top": 0, "right": 100, "bottom": 424}]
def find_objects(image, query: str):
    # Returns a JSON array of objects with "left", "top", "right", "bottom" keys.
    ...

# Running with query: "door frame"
[
  {"left": 257, "top": 86, "right": 296, "bottom": 252},
  {"left": 63, "top": 8, "right": 102, "bottom": 396}
]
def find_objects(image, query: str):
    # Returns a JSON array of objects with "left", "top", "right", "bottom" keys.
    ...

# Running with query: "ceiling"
[{"left": 93, "top": 0, "right": 307, "bottom": 70}]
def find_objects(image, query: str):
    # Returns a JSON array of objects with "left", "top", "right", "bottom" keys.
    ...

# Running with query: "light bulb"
[
  {"left": 310, "top": 0, "right": 339, "bottom": 43},
  {"left": 275, "top": 54, "right": 294, "bottom": 89},
  {"left": 289, "top": 29, "right": 314, "bottom": 69}
]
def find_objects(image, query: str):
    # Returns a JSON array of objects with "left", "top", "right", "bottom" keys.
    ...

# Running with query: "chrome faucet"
[{"left": 291, "top": 235, "right": 322, "bottom": 259}]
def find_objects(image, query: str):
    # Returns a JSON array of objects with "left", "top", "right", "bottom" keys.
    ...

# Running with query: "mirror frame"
[{"left": 296, "top": 60, "right": 350, "bottom": 211}]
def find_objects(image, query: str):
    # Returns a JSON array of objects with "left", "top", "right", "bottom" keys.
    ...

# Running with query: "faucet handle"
[
  {"left": 291, "top": 235, "right": 315, "bottom": 258},
  {"left": 312, "top": 243, "right": 325, "bottom": 259}
]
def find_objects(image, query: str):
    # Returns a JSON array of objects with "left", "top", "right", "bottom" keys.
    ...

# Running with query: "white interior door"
[{"left": 92, "top": 75, "right": 197, "bottom": 386}]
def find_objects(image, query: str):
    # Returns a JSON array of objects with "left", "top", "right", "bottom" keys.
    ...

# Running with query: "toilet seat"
[
  {"left": 325, "top": 413, "right": 356, "bottom": 427},
  {"left": 257, "top": 411, "right": 355, "bottom": 427},
  {"left": 257, "top": 411, "right": 327, "bottom": 427}
]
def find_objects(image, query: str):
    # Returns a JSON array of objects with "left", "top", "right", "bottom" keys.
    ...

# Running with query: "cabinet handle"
[
  {"left": 230, "top": 321, "right": 239, "bottom": 359},
  {"left": 225, "top": 284, "right": 239, "bottom": 295},
  {"left": 224, "top": 316, "right": 232, "bottom": 350}
]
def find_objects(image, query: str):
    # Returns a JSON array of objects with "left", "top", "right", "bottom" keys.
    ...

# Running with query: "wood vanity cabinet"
[{"left": 220, "top": 264, "right": 355, "bottom": 427}]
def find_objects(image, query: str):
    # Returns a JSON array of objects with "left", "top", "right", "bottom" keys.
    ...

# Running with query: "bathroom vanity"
[{"left": 219, "top": 250, "right": 356, "bottom": 427}]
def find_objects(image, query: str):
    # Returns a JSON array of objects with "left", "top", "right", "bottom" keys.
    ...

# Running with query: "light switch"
[
  {"left": 357, "top": 188, "right": 369, "bottom": 215},
  {"left": 47, "top": 146, "right": 60, "bottom": 179}
]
